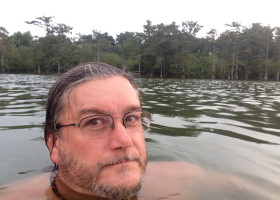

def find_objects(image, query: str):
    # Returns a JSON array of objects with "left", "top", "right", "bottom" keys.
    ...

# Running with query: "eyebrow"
[{"left": 78, "top": 105, "right": 141, "bottom": 118}]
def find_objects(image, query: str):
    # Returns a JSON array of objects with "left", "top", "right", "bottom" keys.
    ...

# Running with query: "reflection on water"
[
  {"left": 0, "top": 74, "right": 56, "bottom": 185},
  {"left": 142, "top": 79, "right": 280, "bottom": 143},
  {"left": 1, "top": 75, "right": 280, "bottom": 199}
]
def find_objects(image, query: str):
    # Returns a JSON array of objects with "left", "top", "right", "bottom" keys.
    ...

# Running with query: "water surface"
[{"left": 1, "top": 74, "right": 280, "bottom": 199}]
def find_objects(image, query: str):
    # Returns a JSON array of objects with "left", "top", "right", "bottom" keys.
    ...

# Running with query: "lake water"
[{"left": 1, "top": 74, "right": 280, "bottom": 199}]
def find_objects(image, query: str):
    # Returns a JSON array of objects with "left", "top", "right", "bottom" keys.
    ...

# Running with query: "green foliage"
[
  {"left": 10, "top": 32, "right": 32, "bottom": 47},
  {"left": 7, "top": 46, "right": 34, "bottom": 73},
  {"left": 1, "top": 17, "right": 280, "bottom": 80},
  {"left": 99, "top": 52, "right": 122, "bottom": 68}
]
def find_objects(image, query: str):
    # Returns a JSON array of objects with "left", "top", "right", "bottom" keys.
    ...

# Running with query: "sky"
[{"left": 1, "top": 0, "right": 279, "bottom": 39}]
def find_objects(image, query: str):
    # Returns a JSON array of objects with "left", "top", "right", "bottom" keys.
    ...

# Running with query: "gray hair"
[{"left": 44, "top": 62, "right": 139, "bottom": 146}]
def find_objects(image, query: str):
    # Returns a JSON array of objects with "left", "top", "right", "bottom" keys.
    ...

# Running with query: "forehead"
[{"left": 63, "top": 76, "right": 140, "bottom": 116}]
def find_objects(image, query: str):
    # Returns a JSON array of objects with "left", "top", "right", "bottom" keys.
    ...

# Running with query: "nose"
[
  {"left": 110, "top": 116, "right": 126, "bottom": 129},
  {"left": 108, "top": 118, "right": 133, "bottom": 150}
]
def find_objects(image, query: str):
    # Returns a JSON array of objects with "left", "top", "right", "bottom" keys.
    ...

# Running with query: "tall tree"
[
  {"left": 206, "top": 29, "right": 217, "bottom": 79},
  {"left": 116, "top": 31, "right": 141, "bottom": 70},
  {"left": 275, "top": 27, "right": 280, "bottom": 80},
  {"left": 225, "top": 22, "right": 242, "bottom": 80},
  {"left": 241, "top": 23, "right": 274, "bottom": 80},
  {"left": 8, "top": 31, "right": 34, "bottom": 73},
  {"left": 54, "top": 23, "right": 73, "bottom": 73},
  {"left": 182, "top": 21, "right": 203, "bottom": 37},
  {"left": 26, "top": 16, "right": 73, "bottom": 73},
  {"left": 25, "top": 16, "right": 55, "bottom": 36},
  {"left": 92, "top": 30, "right": 114, "bottom": 62},
  {"left": 10, "top": 31, "right": 32, "bottom": 47},
  {"left": 0, "top": 27, "right": 9, "bottom": 72},
  {"left": 180, "top": 21, "right": 203, "bottom": 78},
  {"left": 142, "top": 20, "right": 157, "bottom": 77}
]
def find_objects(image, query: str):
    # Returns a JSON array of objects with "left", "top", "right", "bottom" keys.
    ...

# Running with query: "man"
[{"left": 44, "top": 62, "right": 151, "bottom": 200}]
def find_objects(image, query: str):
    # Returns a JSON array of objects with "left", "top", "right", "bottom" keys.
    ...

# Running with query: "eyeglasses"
[{"left": 56, "top": 110, "right": 151, "bottom": 139}]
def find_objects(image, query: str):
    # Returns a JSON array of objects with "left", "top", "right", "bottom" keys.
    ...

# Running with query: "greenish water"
[{"left": 1, "top": 74, "right": 280, "bottom": 199}]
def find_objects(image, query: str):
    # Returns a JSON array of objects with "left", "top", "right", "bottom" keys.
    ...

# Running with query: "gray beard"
[{"left": 58, "top": 147, "right": 146, "bottom": 200}]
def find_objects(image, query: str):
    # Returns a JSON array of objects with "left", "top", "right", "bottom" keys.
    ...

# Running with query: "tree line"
[{"left": 0, "top": 16, "right": 280, "bottom": 80}]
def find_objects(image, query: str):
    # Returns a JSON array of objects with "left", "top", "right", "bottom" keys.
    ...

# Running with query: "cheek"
[
  {"left": 73, "top": 141, "right": 104, "bottom": 160},
  {"left": 133, "top": 133, "right": 147, "bottom": 156},
  {"left": 60, "top": 135, "right": 105, "bottom": 163}
]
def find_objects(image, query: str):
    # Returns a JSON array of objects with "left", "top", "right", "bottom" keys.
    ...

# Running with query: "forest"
[{"left": 1, "top": 16, "right": 280, "bottom": 80}]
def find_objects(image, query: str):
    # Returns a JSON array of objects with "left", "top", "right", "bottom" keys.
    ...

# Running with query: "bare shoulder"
[
  {"left": 146, "top": 161, "right": 204, "bottom": 175},
  {"left": 0, "top": 173, "right": 50, "bottom": 200},
  {"left": 141, "top": 161, "right": 270, "bottom": 200},
  {"left": 140, "top": 161, "right": 205, "bottom": 199}
]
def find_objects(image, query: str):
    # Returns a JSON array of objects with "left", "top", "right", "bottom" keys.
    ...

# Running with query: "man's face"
[{"left": 51, "top": 76, "right": 147, "bottom": 198}]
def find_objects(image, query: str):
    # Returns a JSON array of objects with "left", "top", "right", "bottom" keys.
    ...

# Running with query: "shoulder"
[
  {"left": 140, "top": 161, "right": 205, "bottom": 199},
  {"left": 146, "top": 161, "right": 204, "bottom": 176},
  {"left": 0, "top": 173, "right": 50, "bottom": 200}
]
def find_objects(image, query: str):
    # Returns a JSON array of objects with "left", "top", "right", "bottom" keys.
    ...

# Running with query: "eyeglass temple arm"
[{"left": 56, "top": 123, "right": 79, "bottom": 129}]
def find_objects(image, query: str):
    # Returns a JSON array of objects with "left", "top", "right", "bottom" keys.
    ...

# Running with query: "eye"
[
  {"left": 88, "top": 118, "right": 103, "bottom": 126},
  {"left": 124, "top": 113, "right": 141, "bottom": 125},
  {"left": 80, "top": 115, "right": 111, "bottom": 129}
]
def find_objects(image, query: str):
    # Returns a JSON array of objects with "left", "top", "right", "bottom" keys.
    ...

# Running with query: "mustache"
[{"left": 97, "top": 154, "right": 145, "bottom": 169}]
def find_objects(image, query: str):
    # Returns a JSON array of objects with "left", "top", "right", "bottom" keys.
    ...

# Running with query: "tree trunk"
[
  {"left": 201, "top": 67, "right": 204, "bottom": 79},
  {"left": 123, "top": 64, "right": 127, "bottom": 71},
  {"left": 231, "top": 65, "right": 234, "bottom": 80},
  {"left": 37, "top": 65, "right": 41, "bottom": 74},
  {"left": 182, "top": 62, "right": 185, "bottom": 78},
  {"left": 263, "top": 66, "right": 268, "bottom": 80},
  {"left": 244, "top": 52, "right": 248, "bottom": 80},
  {"left": 138, "top": 56, "right": 141, "bottom": 76},
  {"left": 122, "top": 57, "right": 126, "bottom": 70},
  {"left": 259, "top": 71, "right": 263, "bottom": 80},
  {"left": 234, "top": 45, "right": 239, "bottom": 80},
  {"left": 220, "top": 57, "right": 224, "bottom": 79},
  {"left": 57, "top": 57, "right": 61, "bottom": 74},
  {"left": 235, "top": 64, "right": 239, "bottom": 80},
  {"left": 97, "top": 45, "right": 100, "bottom": 62},
  {"left": 277, "top": 55, "right": 280, "bottom": 81},
  {"left": 232, "top": 41, "right": 236, "bottom": 80},
  {"left": 1, "top": 54, "right": 4, "bottom": 72},
  {"left": 160, "top": 59, "right": 163, "bottom": 78},
  {"left": 150, "top": 67, "right": 154, "bottom": 78},
  {"left": 211, "top": 56, "right": 216, "bottom": 79},
  {"left": 263, "top": 43, "right": 269, "bottom": 81}
]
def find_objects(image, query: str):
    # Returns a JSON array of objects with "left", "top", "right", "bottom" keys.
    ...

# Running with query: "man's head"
[{"left": 44, "top": 62, "right": 150, "bottom": 199}]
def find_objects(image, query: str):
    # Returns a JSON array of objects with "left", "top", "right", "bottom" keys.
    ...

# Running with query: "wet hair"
[{"left": 44, "top": 62, "right": 139, "bottom": 148}]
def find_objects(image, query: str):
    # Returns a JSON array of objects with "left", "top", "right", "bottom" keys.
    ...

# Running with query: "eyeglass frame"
[{"left": 55, "top": 109, "right": 151, "bottom": 131}]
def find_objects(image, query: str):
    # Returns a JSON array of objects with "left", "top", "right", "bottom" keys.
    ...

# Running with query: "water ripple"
[{"left": 1, "top": 75, "right": 280, "bottom": 198}]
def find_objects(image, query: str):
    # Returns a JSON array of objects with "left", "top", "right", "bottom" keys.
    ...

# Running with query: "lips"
[
  {"left": 108, "top": 159, "right": 136, "bottom": 167},
  {"left": 114, "top": 160, "right": 129, "bottom": 165}
]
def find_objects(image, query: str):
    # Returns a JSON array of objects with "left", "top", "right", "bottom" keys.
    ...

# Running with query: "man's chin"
[
  {"left": 91, "top": 163, "right": 144, "bottom": 200},
  {"left": 92, "top": 181, "right": 142, "bottom": 200},
  {"left": 97, "top": 161, "right": 144, "bottom": 187}
]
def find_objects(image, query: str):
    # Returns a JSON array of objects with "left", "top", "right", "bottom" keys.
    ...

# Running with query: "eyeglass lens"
[{"left": 78, "top": 111, "right": 151, "bottom": 139}]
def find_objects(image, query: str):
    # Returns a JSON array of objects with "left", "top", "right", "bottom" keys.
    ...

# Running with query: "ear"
[{"left": 46, "top": 133, "right": 59, "bottom": 164}]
